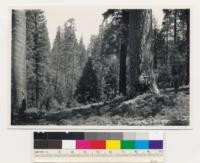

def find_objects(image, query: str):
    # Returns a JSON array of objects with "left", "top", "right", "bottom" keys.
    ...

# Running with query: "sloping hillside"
[{"left": 13, "top": 86, "right": 189, "bottom": 126}]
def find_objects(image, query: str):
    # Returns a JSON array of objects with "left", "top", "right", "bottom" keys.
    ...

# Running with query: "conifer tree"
[
  {"left": 25, "top": 10, "right": 50, "bottom": 109},
  {"left": 75, "top": 57, "right": 100, "bottom": 104}
]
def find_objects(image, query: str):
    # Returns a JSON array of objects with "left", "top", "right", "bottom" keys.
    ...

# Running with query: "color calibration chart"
[{"left": 33, "top": 131, "right": 164, "bottom": 163}]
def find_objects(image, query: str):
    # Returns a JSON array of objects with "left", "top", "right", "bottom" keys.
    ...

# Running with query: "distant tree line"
[{"left": 50, "top": 18, "right": 87, "bottom": 108}]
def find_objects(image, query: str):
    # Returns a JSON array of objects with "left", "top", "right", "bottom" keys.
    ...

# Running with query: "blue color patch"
[{"left": 135, "top": 140, "right": 149, "bottom": 149}]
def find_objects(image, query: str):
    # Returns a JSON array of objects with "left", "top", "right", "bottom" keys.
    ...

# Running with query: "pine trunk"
[
  {"left": 119, "top": 42, "right": 127, "bottom": 95},
  {"left": 186, "top": 10, "right": 190, "bottom": 85},
  {"left": 174, "top": 10, "right": 177, "bottom": 44},
  {"left": 153, "top": 30, "right": 157, "bottom": 69},
  {"left": 127, "top": 10, "right": 160, "bottom": 97},
  {"left": 12, "top": 10, "right": 27, "bottom": 113},
  {"left": 33, "top": 12, "right": 39, "bottom": 108},
  {"left": 119, "top": 11, "right": 129, "bottom": 96},
  {"left": 140, "top": 10, "right": 160, "bottom": 94},
  {"left": 127, "top": 10, "right": 142, "bottom": 97}
]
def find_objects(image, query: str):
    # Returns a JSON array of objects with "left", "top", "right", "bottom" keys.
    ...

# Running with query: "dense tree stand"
[{"left": 11, "top": 8, "right": 190, "bottom": 126}]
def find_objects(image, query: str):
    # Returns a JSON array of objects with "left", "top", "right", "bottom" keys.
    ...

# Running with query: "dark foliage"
[{"left": 75, "top": 58, "right": 100, "bottom": 104}]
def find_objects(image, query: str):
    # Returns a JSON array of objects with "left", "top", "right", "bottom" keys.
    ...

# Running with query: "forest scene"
[{"left": 11, "top": 8, "right": 190, "bottom": 126}]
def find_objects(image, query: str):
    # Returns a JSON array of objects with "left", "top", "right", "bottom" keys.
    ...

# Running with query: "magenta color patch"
[{"left": 76, "top": 140, "right": 91, "bottom": 149}]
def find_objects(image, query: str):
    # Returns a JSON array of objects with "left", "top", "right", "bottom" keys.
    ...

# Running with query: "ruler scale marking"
[{"left": 33, "top": 132, "right": 164, "bottom": 163}]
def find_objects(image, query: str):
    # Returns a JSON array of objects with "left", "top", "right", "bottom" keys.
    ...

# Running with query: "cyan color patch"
[{"left": 135, "top": 140, "right": 149, "bottom": 149}]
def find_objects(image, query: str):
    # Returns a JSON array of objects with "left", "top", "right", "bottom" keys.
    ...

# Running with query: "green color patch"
[{"left": 121, "top": 140, "right": 135, "bottom": 149}]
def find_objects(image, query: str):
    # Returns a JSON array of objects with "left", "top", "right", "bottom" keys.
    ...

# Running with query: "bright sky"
[{"left": 44, "top": 7, "right": 164, "bottom": 48}]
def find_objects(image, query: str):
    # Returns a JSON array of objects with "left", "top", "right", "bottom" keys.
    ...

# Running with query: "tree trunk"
[
  {"left": 174, "top": 10, "right": 177, "bottom": 44},
  {"left": 33, "top": 12, "right": 39, "bottom": 108},
  {"left": 185, "top": 10, "right": 190, "bottom": 85},
  {"left": 119, "top": 11, "right": 129, "bottom": 96},
  {"left": 166, "top": 26, "right": 169, "bottom": 65},
  {"left": 140, "top": 10, "right": 160, "bottom": 94},
  {"left": 172, "top": 10, "right": 178, "bottom": 93},
  {"left": 153, "top": 30, "right": 157, "bottom": 69},
  {"left": 71, "top": 43, "right": 75, "bottom": 97},
  {"left": 12, "top": 10, "right": 27, "bottom": 113},
  {"left": 119, "top": 42, "right": 127, "bottom": 95},
  {"left": 127, "top": 10, "right": 143, "bottom": 97},
  {"left": 127, "top": 10, "right": 160, "bottom": 97},
  {"left": 99, "top": 26, "right": 105, "bottom": 100}
]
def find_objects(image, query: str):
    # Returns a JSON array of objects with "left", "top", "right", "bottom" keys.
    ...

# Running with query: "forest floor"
[{"left": 13, "top": 86, "right": 189, "bottom": 126}]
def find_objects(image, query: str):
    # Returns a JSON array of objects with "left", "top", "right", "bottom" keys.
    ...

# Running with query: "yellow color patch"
[{"left": 106, "top": 140, "right": 120, "bottom": 149}]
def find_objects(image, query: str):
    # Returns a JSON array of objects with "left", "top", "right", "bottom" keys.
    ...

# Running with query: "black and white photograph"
[{"left": 11, "top": 7, "right": 190, "bottom": 126}]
